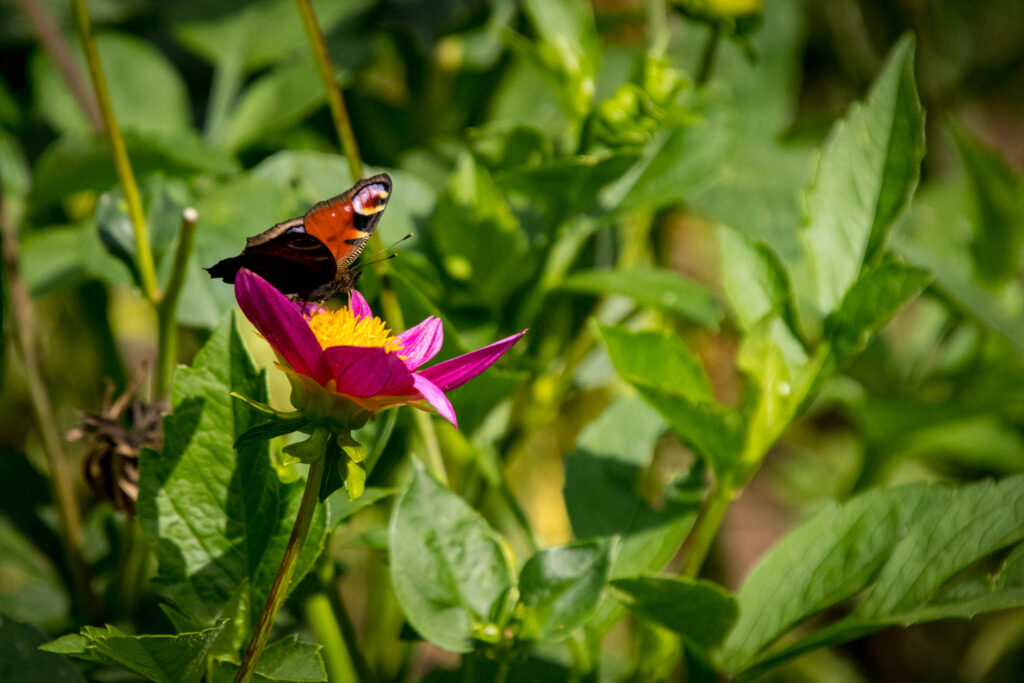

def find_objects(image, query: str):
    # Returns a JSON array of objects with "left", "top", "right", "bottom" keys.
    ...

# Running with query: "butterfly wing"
[{"left": 303, "top": 173, "right": 391, "bottom": 269}]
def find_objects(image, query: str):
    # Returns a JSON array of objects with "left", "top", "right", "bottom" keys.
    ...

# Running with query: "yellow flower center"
[{"left": 307, "top": 307, "right": 404, "bottom": 353}]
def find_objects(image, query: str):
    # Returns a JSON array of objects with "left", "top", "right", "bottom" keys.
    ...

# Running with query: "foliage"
[{"left": 2, "top": 0, "right": 1024, "bottom": 681}]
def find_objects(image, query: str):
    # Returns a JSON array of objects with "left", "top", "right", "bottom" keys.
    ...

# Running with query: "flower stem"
[
  {"left": 695, "top": 23, "right": 721, "bottom": 86},
  {"left": 155, "top": 208, "right": 197, "bottom": 397},
  {"left": 294, "top": 0, "right": 362, "bottom": 181},
  {"left": 235, "top": 458, "right": 326, "bottom": 683},
  {"left": 680, "top": 481, "right": 733, "bottom": 578},
  {"left": 70, "top": 0, "right": 159, "bottom": 303},
  {"left": 0, "top": 189, "right": 99, "bottom": 620}
]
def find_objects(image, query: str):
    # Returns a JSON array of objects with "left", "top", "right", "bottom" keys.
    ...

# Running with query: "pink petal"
[
  {"left": 324, "top": 346, "right": 416, "bottom": 397},
  {"left": 349, "top": 290, "right": 372, "bottom": 319},
  {"left": 235, "top": 269, "right": 327, "bottom": 383},
  {"left": 413, "top": 374, "right": 457, "bottom": 427},
  {"left": 419, "top": 330, "right": 526, "bottom": 392},
  {"left": 396, "top": 317, "right": 444, "bottom": 370}
]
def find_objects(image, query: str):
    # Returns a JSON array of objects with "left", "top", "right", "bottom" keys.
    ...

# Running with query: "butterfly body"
[{"left": 206, "top": 174, "right": 392, "bottom": 301}]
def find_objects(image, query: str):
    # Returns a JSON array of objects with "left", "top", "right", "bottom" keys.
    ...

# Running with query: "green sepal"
[
  {"left": 337, "top": 431, "right": 367, "bottom": 463},
  {"left": 345, "top": 460, "right": 366, "bottom": 501},
  {"left": 230, "top": 391, "right": 301, "bottom": 420},
  {"left": 282, "top": 427, "right": 332, "bottom": 464},
  {"left": 282, "top": 366, "right": 373, "bottom": 431},
  {"left": 234, "top": 414, "right": 311, "bottom": 449}
]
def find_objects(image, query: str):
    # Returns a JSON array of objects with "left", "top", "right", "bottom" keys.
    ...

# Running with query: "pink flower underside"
[{"left": 235, "top": 269, "right": 525, "bottom": 427}]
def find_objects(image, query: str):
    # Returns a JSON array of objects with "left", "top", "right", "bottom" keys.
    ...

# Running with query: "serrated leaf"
[
  {"left": 612, "top": 576, "right": 738, "bottom": 650},
  {"left": 0, "top": 615, "right": 85, "bottom": 683},
  {"left": 518, "top": 539, "right": 612, "bottom": 641},
  {"left": 388, "top": 464, "right": 515, "bottom": 653},
  {"left": 798, "top": 35, "right": 924, "bottom": 321},
  {"left": 826, "top": 258, "right": 931, "bottom": 363},
  {"left": 41, "top": 621, "right": 226, "bottom": 683},
  {"left": 598, "top": 324, "right": 744, "bottom": 475},
  {"left": 721, "top": 475, "right": 1024, "bottom": 677},
  {"left": 561, "top": 267, "right": 723, "bottom": 328},
  {"left": 952, "top": 127, "right": 1024, "bottom": 285},
  {"left": 210, "top": 635, "right": 326, "bottom": 682},
  {"left": 138, "top": 316, "right": 326, "bottom": 644}
]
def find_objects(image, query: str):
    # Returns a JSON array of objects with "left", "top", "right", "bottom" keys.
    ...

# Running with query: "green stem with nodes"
[
  {"left": 235, "top": 456, "right": 326, "bottom": 683},
  {"left": 1, "top": 189, "right": 99, "bottom": 621},
  {"left": 294, "top": 0, "right": 448, "bottom": 486},
  {"left": 680, "top": 480, "right": 734, "bottom": 578},
  {"left": 155, "top": 208, "right": 197, "bottom": 397},
  {"left": 70, "top": 0, "right": 159, "bottom": 302}
]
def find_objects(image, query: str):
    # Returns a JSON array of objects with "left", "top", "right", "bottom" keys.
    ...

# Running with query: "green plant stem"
[
  {"left": 155, "top": 208, "right": 197, "bottom": 397},
  {"left": 15, "top": 0, "right": 102, "bottom": 132},
  {"left": 695, "top": 24, "right": 721, "bottom": 86},
  {"left": 646, "top": 0, "right": 669, "bottom": 58},
  {"left": 325, "top": 570, "right": 378, "bottom": 683},
  {"left": 235, "top": 458, "right": 326, "bottom": 683},
  {"left": 0, "top": 190, "right": 99, "bottom": 621},
  {"left": 294, "top": 0, "right": 361, "bottom": 181},
  {"left": 412, "top": 410, "right": 447, "bottom": 486},
  {"left": 680, "top": 481, "right": 734, "bottom": 578},
  {"left": 305, "top": 591, "right": 358, "bottom": 683},
  {"left": 70, "top": 0, "right": 159, "bottom": 302}
]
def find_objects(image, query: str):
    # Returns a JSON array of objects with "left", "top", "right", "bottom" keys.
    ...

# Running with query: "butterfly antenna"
[{"left": 353, "top": 253, "right": 398, "bottom": 273}]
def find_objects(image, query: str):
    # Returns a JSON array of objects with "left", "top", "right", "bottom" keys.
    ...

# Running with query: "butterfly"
[{"left": 206, "top": 173, "right": 392, "bottom": 301}]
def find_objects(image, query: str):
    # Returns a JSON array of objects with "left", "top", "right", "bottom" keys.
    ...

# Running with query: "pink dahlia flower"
[{"left": 234, "top": 268, "right": 524, "bottom": 428}]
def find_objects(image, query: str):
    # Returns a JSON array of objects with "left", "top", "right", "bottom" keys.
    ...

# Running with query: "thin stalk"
[
  {"left": 412, "top": 410, "right": 447, "bottom": 485},
  {"left": 0, "top": 191, "right": 99, "bottom": 620},
  {"left": 70, "top": 0, "right": 159, "bottom": 302},
  {"left": 204, "top": 55, "right": 243, "bottom": 144},
  {"left": 235, "top": 458, "right": 326, "bottom": 683},
  {"left": 294, "top": 0, "right": 362, "bottom": 181},
  {"left": 695, "top": 24, "right": 721, "bottom": 86},
  {"left": 326, "top": 570, "right": 378, "bottom": 683},
  {"left": 15, "top": 0, "right": 102, "bottom": 131},
  {"left": 646, "top": 0, "right": 669, "bottom": 58},
  {"left": 680, "top": 481, "right": 733, "bottom": 578},
  {"left": 155, "top": 208, "right": 197, "bottom": 397},
  {"left": 306, "top": 591, "right": 358, "bottom": 683}
]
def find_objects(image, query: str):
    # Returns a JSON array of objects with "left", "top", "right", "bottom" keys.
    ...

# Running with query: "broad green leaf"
[
  {"left": 210, "top": 635, "right": 326, "bottom": 682},
  {"left": 952, "top": 127, "right": 1024, "bottom": 285},
  {"left": 563, "top": 397, "right": 699, "bottom": 633},
  {"left": 560, "top": 267, "right": 723, "bottom": 329},
  {"left": 518, "top": 539, "right": 612, "bottom": 641},
  {"left": 721, "top": 475, "right": 1024, "bottom": 676},
  {"left": 0, "top": 517, "right": 69, "bottom": 627},
  {"left": 31, "top": 132, "right": 237, "bottom": 206},
  {"left": 430, "top": 153, "right": 532, "bottom": 304},
  {"left": 0, "top": 614, "right": 85, "bottom": 683},
  {"left": 598, "top": 324, "right": 744, "bottom": 475},
  {"left": 326, "top": 487, "right": 394, "bottom": 531},
  {"left": 33, "top": 32, "right": 190, "bottom": 137},
  {"left": 825, "top": 259, "right": 931, "bottom": 364},
  {"left": 388, "top": 464, "right": 515, "bottom": 653},
  {"left": 612, "top": 576, "right": 738, "bottom": 650},
  {"left": 138, "top": 316, "right": 327, "bottom": 643},
  {"left": 798, "top": 35, "right": 924, "bottom": 320},
  {"left": 41, "top": 621, "right": 226, "bottom": 683}
]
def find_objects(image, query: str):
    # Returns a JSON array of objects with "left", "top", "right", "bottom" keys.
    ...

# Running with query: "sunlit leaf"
[
  {"left": 518, "top": 539, "right": 612, "bottom": 641},
  {"left": 613, "top": 575, "right": 738, "bottom": 650}
]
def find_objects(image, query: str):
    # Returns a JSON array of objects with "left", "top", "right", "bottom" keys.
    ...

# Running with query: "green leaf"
[
  {"left": 388, "top": 464, "right": 515, "bottom": 653},
  {"left": 721, "top": 475, "right": 1024, "bottom": 677},
  {"left": 138, "top": 316, "right": 326, "bottom": 644},
  {"left": 952, "top": 126, "right": 1024, "bottom": 285},
  {"left": 430, "top": 152, "right": 532, "bottom": 304},
  {"left": 825, "top": 258, "right": 932, "bottom": 363},
  {"left": 41, "top": 621, "right": 226, "bottom": 683},
  {"left": 612, "top": 576, "right": 738, "bottom": 650},
  {"left": 20, "top": 223, "right": 134, "bottom": 296},
  {"left": 0, "top": 614, "right": 85, "bottom": 683},
  {"left": 518, "top": 539, "right": 613, "bottom": 641},
  {"left": 717, "top": 226, "right": 797, "bottom": 334},
  {"left": 563, "top": 397, "right": 700, "bottom": 633},
  {"left": 598, "top": 324, "right": 744, "bottom": 475},
  {"left": 798, "top": 35, "right": 924, "bottom": 321},
  {"left": 33, "top": 32, "right": 190, "bottom": 137},
  {"left": 0, "top": 516, "right": 69, "bottom": 627},
  {"left": 326, "top": 487, "right": 394, "bottom": 531},
  {"left": 560, "top": 267, "right": 723, "bottom": 328},
  {"left": 210, "top": 635, "right": 326, "bottom": 682}
]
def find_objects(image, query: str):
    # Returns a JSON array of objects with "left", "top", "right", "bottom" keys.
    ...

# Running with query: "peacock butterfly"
[{"left": 206, "top": 173, "right": 391, "bottom": 301}]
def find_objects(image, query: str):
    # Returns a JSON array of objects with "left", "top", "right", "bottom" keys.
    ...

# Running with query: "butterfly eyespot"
[{"left": 352, "top": 185, "right": 389, "bottom": 216}]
